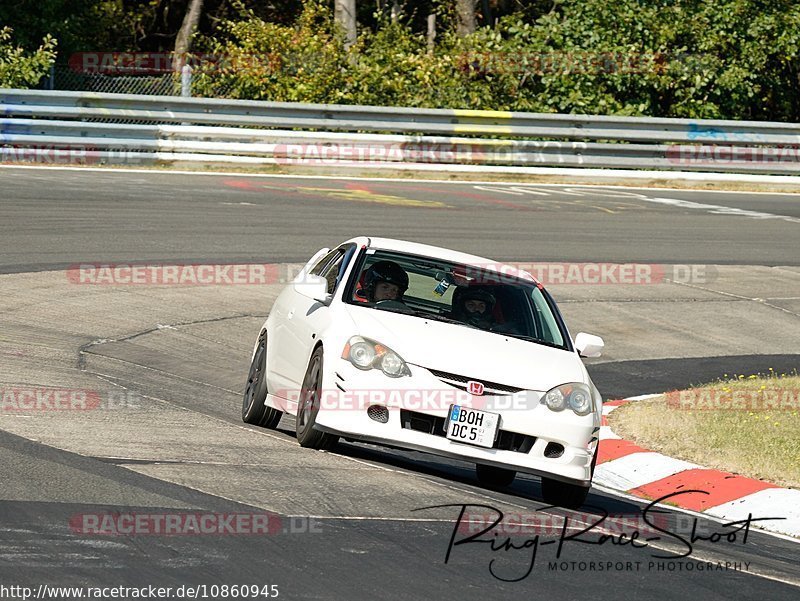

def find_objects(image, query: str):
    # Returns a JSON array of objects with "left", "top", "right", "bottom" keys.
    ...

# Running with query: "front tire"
[
  {"left": 242, "top": 331, "right": 282, "bottom": 428},
  {"left": 296, "top": 347, "right": 339, "bottom": 450},
  {"left": 476, "top": 464, "right": 516, "bottom": 487}
]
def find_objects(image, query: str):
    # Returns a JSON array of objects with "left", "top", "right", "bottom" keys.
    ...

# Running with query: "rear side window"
[
  {"left": 322, "top": 253, "right": 345, "bottom": 294},
  {"left": 309, "top": 249, "right": 339, "bottom": 276},
  {"left": 315, "top": 244, "right": 357, "bottom": 296}
]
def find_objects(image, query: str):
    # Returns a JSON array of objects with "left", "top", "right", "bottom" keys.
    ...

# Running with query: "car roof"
[{"left": 343, "top": 236, "right": 539, "bottom": 284}]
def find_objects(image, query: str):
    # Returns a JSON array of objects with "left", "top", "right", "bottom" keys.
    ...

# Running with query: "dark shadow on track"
[{"left": 587, "top": 354, "right": 799, "bottom": 399}]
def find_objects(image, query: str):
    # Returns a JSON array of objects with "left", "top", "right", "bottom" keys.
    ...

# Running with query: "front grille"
[
  {"left": 399, "top": 409, "right": 535, "bottom": 453},
  {"left": 496, "top": 430, "right": 536, "bottom": 453},
  {"left": 400, "top": 409, "right": 446, "bottom": 435},
  {"left": 427, "top": 368, "right": 524, "bottom": 395}
]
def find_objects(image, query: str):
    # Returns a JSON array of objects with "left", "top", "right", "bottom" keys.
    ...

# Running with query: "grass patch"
[{"left": 608, "top": 371, "right": 800, "bottom": 489}]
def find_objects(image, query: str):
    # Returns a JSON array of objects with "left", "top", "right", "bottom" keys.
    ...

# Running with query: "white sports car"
[{"left": 243, "top": 237, "right": 605, "bottom": 509}]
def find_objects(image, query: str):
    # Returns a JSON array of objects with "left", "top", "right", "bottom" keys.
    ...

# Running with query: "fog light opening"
[
  {"left": 367, "top": 405, "right": 389, "bottom": 424},
  {"left": 544, "top": 442, "right": 564, "bottom": 458}
]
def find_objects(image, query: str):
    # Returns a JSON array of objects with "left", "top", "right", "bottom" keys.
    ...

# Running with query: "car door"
[
  {"left": 281, "top": 244, "right": 356, "bottom": 390},
  {"left": 269, "top": 247, "right": 334, "bottom": 395}
]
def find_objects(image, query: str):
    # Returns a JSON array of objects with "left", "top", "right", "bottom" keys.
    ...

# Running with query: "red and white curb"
[{"left": 594, "top": 395, "right": 800, "bottom": 538}]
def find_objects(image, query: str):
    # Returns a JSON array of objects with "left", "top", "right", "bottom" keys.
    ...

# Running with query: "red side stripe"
[{"left": 629, "top": 469, "right": 777, "bottom": 511}]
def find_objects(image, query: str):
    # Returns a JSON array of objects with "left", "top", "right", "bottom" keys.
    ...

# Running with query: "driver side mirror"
[
  {"left": 294, "top": 274, "right": 330, "bottom": 304},
  {"left": 574, "top": 332, "right": 604, "bottom": 358}
]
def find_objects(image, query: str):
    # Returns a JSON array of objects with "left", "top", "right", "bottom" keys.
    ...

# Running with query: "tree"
[
  {"left": 456, "top": 0, "right": 476, "bottom": 36},
  {"left": 0, "top": 26, "right": 57, "bottom": 88},
  {"left": 335, "top": 0, "right": 357, "bottom": 48},
  {"left": 174, "top": 0, "right": 204, "bottom": 72}
]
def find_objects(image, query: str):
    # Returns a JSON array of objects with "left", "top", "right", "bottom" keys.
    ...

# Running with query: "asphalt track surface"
[
  {"left": 0, "top": 166, "right": 799, "bottom": 600},
  {"left": 2, "top": 168, "right": 800, "bottom": 273}
]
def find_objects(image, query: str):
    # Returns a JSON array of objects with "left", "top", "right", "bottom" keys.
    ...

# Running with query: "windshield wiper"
[
  {"left": 415, "top": 312, "right": 489, "bottom": 330},
  {"left": 380, "top": 307, "right": 410, "bottom": 316},
  {"left": 416, "top": 312, "right": 463, "bottom": 325},
  {"left": 499, "top": 332, "right": 565, "bottom": 349}
]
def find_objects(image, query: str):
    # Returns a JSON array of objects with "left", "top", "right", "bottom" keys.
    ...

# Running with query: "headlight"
[
  {"left": 543, "top": 388, "right": 567, "bottom": 412},
  {"left": 349, "top": 340, "right": 375, "bottom": 368},
  {"left": 342, "top": 336, "right": 411, "bottom": 378},
  {"left": 543, "top": 383, "right": 594, "bottom": 416}
]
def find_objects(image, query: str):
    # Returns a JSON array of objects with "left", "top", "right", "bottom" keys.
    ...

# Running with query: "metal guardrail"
[{"left": 2, "top": 89, "right": 800, "bottom": 174}]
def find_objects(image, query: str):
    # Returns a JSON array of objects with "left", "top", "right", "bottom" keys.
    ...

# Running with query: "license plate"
[{"left": 445, "top": 405, "right": 500, "bottom": 448}]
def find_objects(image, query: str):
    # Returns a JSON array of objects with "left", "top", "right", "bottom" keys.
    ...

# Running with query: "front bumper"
[{"left": 314, "top": 359, "right": 600, "bottom": 486}]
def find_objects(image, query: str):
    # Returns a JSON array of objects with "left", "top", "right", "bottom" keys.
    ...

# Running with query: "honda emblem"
[{"left": 467, "top": 380, "right": 484, "bottom": 396}]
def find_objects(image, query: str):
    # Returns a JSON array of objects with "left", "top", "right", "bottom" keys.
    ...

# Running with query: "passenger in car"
[{"left": 452, "top": 288, "right": 497, "bottom": 330}]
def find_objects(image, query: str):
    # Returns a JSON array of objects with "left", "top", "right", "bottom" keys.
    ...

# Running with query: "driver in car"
[{"left": 363, "top": 260, "right": 409, "bottom": 303}]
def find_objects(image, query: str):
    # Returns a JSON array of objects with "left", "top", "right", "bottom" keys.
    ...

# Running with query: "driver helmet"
[
  {"left": 453, "top": 287, "right": 496, "bottom": 326},
  {"left": 363, "top": 260, "right": 409, "bottom": 302}
]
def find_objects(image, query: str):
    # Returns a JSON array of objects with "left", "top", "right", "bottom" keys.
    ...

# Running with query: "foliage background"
[
  {"left": 2, "top": 0, "right": 800, "bottom": 121},
  {"left": 0, "top": 27, "right": 57, "bottom": 89}
]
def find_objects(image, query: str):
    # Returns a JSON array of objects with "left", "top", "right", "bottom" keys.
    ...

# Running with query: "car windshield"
[{"left": 345, "top": 249, "right": 569, "bottom": 350}]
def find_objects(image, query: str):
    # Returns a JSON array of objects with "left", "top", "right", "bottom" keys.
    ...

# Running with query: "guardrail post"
[{"left": 181, "top": 64, "right": 192, "bottom": 98}]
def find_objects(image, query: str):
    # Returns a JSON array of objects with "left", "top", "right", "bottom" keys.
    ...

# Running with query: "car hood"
[{"left": 341, "top": 304, "right": 585, "bottom": 391}]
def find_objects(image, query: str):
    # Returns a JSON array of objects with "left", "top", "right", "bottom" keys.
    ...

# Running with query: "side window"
[
  {"left": 309, "top": 249, "right": 339, "bottom": 277},
  {"left": 323, "top": 253, "right": 345, "bottom": 294},
  {"left": 319, "top": 244, "right": 357, "bottom": 295}
]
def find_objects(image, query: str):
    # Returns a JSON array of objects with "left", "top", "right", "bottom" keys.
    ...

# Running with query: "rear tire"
[
  {"left": 475, "top": 464, "right": 516, "bottom": 487},
  {"left": 541, "top": 477, "right": 590, "bottom": 510},
  {"left": 242, "top": 331, "right": 282, "bottom": 428},
  {"left": 296, "top": 347, "right": 339, "bottom": 450}
]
